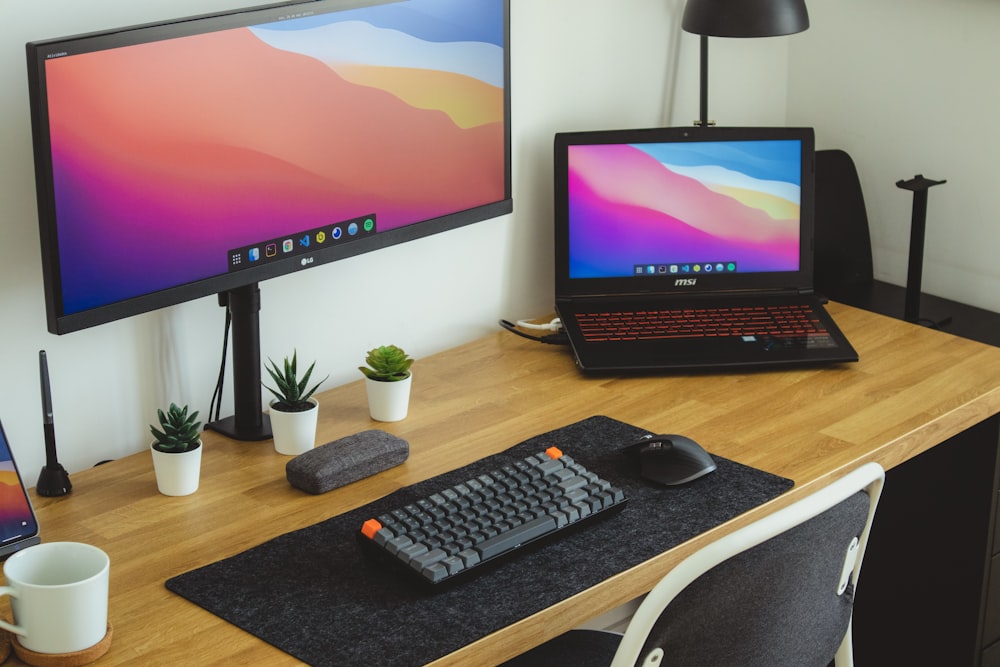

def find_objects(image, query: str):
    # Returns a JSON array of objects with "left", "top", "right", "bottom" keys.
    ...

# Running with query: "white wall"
[
  {"left": 788, "top": 0, "right": 1000, "bottom": 312},
  {"left": 0, "top": 0, "right": 791, "bottom": 479}
]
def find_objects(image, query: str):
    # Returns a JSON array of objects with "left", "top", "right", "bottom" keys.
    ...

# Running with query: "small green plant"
[
  {"left": 264, "top": 350, "right": 328, "bottom": 412},
  {"left": 150, "top": 403, "right": 202, "bottom": 453},
  {"left": 359, "top": 344, "right": 413, "bottom": 382}
]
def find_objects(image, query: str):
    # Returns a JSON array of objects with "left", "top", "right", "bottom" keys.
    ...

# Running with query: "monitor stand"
[{"left": 205, "top": 283, "right": 272, "bottom": 441}]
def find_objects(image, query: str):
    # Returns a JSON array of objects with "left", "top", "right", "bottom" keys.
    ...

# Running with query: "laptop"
[
  {"left": 0, "top": 416, "right": 42, "bottom": 558},
  {"left": 553, "top": 125, "right": 858, "bottom": 373}
]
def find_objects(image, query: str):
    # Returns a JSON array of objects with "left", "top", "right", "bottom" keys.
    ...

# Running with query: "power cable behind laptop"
[{"left": 499, "top": 318, "right": 568, "bottom": 345}]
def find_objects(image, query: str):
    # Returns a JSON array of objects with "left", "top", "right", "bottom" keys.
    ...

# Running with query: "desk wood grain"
[{"left": 15, "top": 303, "right": 1000, "bottom": 666}]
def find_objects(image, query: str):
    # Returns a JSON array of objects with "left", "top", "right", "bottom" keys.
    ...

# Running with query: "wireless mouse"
[{"left": 624, "top": 434, "right": 717, "bottom": 486}]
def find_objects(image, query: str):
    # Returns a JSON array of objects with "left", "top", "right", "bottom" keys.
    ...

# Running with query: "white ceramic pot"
[
  {"left": 269, "top": 397, "right": 319, "bottom": 455},
  {"left": 365, "top": 374, "right": 412, "bottom": 422},
  {"left": 150, "top": 440, "right": 202, "bottom": 496}
]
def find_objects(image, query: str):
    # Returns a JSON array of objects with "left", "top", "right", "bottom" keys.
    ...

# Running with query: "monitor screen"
[
  {"left": 27, "top": 0, "right": 512, "bottom": 439},
  {"left": 554, "top": 126, "right": 814, "bottom": 299},
  {"left": 567, "top": 139, "right": 802, "bottom": 278},
  {"left": 28, "top": 0, "right": 511, "bottom": 332}
]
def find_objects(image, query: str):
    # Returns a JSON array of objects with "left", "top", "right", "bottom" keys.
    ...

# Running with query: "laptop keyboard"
[{"left": 576, "top": 303, "right": 833, "bottom": 344}]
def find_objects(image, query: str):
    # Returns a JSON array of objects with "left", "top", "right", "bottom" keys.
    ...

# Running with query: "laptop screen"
[
  {"left": 554, "top": 126, "right": 815, "bottom": 298},
  {"left": 0, "top": 418, "right": 41, "bottom": 558}
]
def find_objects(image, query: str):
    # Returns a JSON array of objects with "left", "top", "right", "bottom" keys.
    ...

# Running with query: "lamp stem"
[{"left": 698, "top": 34, "right": 709, "bottom": 127}]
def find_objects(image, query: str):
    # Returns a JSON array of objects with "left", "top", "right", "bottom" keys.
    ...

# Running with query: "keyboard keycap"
[{"left": 476, "top": 515, "right": 557, "bottom": 560}]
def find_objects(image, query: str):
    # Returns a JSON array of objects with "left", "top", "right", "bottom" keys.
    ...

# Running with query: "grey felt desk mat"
[{"left": 166, "top": 416, "right": 793, "bottom": 666}]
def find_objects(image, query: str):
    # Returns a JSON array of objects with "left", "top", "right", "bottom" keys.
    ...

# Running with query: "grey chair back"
[{"left": 638, "top": 491, "right": 869, "bottom": 666}]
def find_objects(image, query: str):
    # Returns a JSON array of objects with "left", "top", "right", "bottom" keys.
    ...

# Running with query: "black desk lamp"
[{"left": 682, "top": 0, "right": 810, "bottom": 126}]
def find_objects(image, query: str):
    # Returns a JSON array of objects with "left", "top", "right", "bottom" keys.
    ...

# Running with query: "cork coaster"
[
  {"left": 11, "top": 623, "right": 112, "bottom": 667},
  {"left": 0, "top": 627, "right": 11, "bottom": 663}
]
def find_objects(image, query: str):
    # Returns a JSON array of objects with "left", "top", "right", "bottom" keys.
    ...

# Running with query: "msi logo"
[{"left": 674, "top": 278, "right": 698, "bottom": 286}]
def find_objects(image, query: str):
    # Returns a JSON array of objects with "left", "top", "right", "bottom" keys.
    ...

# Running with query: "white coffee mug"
[{"left": 0, "top": 541, "right": 109, "bottom": 654}]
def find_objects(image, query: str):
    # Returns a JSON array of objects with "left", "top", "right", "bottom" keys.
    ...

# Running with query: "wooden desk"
[{"left": 18, "top": 303, "right": 1000, "bottom": 666}]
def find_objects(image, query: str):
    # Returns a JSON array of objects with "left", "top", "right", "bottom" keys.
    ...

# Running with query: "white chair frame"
[{"left": 608, "top": 462, "right": 885, "bottom": 667}]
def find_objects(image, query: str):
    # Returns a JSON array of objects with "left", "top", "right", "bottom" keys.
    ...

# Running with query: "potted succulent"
[
  {"left": 359, "top": 344, "right": 414, "bottom": 422},
  {"left": 149, "top": 403, "right": 202, "bottom": 496},
  {"left": 264, "top": 351, "right": 328, "bottom": 455}
]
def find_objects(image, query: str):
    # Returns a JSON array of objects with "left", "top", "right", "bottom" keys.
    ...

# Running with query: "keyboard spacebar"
[{"left": 477, "top": 516, "right": 558, "bottom": 560}]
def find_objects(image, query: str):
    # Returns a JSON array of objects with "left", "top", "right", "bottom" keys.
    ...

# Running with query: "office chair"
[
  {"left": 501, "top": 462, "right": 885, "bottom": 667},
  {"left": 814, "top": 149, "right": 875, "bottom": 303}
]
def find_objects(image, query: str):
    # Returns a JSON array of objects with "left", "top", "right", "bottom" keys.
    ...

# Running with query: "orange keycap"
[
  {"left": 545, "top": 446, "right": 563, "bottom": 460},
  {"left": 361, "top": 518, "right": 383, "bottom": 540}
]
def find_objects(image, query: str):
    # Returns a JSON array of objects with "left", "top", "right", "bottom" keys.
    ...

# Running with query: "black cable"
[
  {"left": 210, "top": 301, "right": 233, "bottom": 423},
  {"left": 498, "top": 319, "right": 569, "bottom": 345}
]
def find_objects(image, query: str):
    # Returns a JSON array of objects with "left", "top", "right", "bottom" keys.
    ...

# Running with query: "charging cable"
[{"left": 498, "top": 318, "right": 568, "bottom": 345}]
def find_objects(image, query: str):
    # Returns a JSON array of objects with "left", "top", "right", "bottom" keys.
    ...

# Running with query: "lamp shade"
[{"left": 682, "top": 0, "right": 809, "bottom": 38}]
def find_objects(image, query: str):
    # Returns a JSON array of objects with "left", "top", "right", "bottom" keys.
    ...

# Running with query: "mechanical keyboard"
[
  {"left": 358, "top": 447, "right": 627, "bottom": 586},
  {"left": 576, "top": 303, "right": 832, "bottom": 343}
]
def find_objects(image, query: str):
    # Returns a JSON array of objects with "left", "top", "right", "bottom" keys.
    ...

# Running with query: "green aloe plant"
[
  {"left": 358, "top": 345, "right": 413, "bottom": 382},
  {"left": 150, "top": 403, "right": 202, "bottom": 453},
  {"left": 264, "top": 350, "right": 328, "bottom": 412}
]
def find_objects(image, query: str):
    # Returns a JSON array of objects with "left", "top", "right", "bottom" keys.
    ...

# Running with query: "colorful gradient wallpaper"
[
  {"left": 42, "top": 0, "right": 506, "bottom": 314},
  {"left": 0, "top": 432, "right": 36, "bottom": 544},
  {"left": 567, "top": 140, "right": 802, "bottom": 279}
]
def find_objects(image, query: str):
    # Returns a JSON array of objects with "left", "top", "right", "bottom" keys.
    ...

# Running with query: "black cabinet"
[
  {"left": 853, "top": 418, "right": 999, "bottom": 666},
  {"left": 981, "top": 479, "right": 1000, "bottom": 666},
  {"left": 835, "top": 281, "right": 1000, "bottom": 666}
]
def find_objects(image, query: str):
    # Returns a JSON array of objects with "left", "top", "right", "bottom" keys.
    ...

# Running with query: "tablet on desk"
[{"left": 0, "top": 416, "right": 41, "bottom": 558}]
